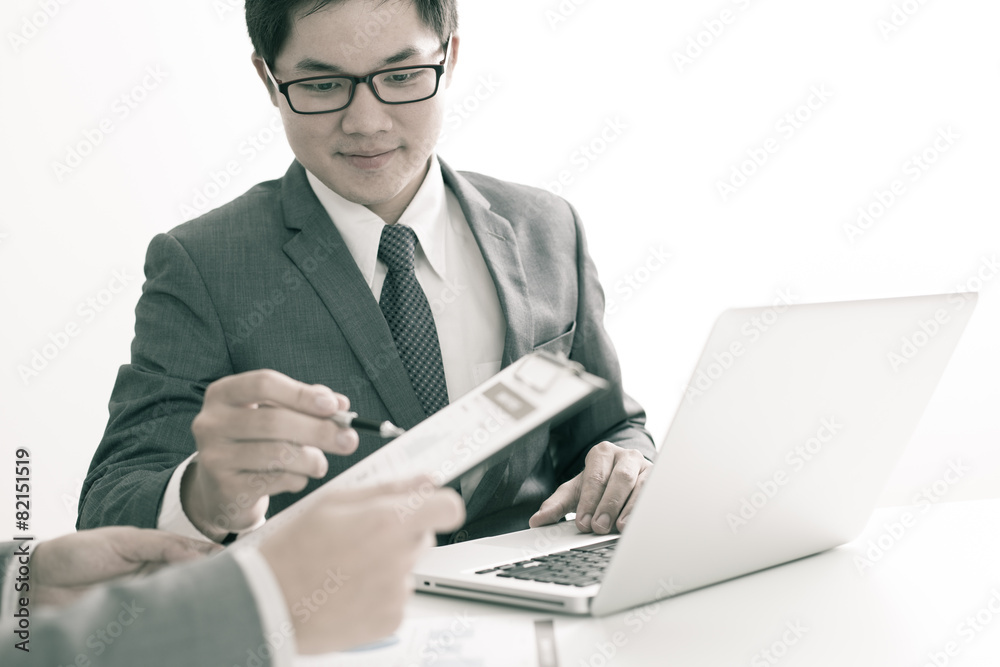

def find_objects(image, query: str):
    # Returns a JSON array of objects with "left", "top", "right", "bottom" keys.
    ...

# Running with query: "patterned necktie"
[{"left": 378, "top": 224, "right": 450, "bottom": 417}]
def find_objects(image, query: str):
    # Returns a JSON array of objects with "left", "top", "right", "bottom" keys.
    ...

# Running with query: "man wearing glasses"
[{"left": 79, "top": 0, "right": 656, "bottom": 560}]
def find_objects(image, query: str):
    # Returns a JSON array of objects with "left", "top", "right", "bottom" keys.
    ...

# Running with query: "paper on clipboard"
[{"left": 232, "top": 351, "right": 608, "bottom": 549}]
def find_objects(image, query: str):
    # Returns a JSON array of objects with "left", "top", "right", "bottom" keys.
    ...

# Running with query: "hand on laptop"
[
  {"left": 29, "top": 527, "right": 221, "bottom": 607},
  {"left": 182, "top": 369, "right": 360, "bottom": 540},
  {"left": 529, "top": 441, "right": 652, "bottom": 535}
]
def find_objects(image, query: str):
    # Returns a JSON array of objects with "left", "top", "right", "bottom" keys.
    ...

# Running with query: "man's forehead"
[{"left": 280, "top": 0, "right": 438, "bottom": 73}]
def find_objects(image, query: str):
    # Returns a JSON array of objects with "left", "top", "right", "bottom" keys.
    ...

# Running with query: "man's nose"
[{"left": 340, "top": 81, "right": 393, "bottom": 135}]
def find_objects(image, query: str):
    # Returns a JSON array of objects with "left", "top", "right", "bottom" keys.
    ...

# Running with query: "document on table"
[
  {"left": 233, "top": 351, "right": 608, "bottom": 549},
  {"left": 295, "top": 616, "right": 559, "bottom": 667}
]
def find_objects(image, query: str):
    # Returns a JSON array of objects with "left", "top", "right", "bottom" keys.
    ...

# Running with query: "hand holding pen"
[{"left": 183, "top": 370, "right": 395, "bottom": 540}]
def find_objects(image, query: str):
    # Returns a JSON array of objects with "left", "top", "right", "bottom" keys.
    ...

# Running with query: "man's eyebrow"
[{"left": 293, "top": 47, "right": 424, "bottom": 75}]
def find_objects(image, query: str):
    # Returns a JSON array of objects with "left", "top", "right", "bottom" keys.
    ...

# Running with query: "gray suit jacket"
[
  {"left": 0, "top": 542, "right": 267, "bottom": 667},
  {"left": 78, "top": 159, "right": 655, "bottom": 541}
]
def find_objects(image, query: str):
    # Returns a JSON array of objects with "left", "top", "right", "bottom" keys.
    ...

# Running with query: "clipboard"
[{"left": 232, "top": 351, "right": 609, "bottom": 548}]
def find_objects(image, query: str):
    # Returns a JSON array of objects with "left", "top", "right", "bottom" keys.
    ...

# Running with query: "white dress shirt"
[
  {"left": 306, "top": 154, "right": 506, "bottom": 408},
  {"left": 304, "top": 155, "right": 506, "bottom": 498},
  {"left": 155, "top": 155, "right": 505, "bottom": 659}
]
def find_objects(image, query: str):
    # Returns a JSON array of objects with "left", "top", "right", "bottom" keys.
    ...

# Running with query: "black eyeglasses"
[{"left": 264, "top": 36, "right": 451, "bottom": 115}]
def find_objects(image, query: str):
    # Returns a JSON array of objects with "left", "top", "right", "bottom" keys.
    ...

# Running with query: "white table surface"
[{"left": 300, "top": 499, "right": 1000, "bottom": 666}]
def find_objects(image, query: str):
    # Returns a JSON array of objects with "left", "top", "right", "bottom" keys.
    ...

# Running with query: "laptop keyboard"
[{"left": 473, "top": 537, "right": 618, "bottom": 587}]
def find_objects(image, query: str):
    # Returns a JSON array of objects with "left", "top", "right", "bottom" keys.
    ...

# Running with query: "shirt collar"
[{"left": 305, "top": 156, "right": 450, "bottom": 288}]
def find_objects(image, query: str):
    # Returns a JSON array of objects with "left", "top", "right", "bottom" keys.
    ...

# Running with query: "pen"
[{"left": 328, "top": 411, "right": 405, "bottom": 439}]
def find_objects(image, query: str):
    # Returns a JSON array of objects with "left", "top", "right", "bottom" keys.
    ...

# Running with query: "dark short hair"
[{"left": 246, "top": 0, "right": 458, "bottom": 67}]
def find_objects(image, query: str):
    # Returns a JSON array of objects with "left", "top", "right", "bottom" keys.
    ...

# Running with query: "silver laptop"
[{"left": 414, "top": 293, "right": 978, "bottom": 616}]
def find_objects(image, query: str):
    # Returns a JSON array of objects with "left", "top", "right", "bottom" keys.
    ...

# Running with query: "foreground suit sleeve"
[{"left": 0, "top": 546, "right": 271, "bottom": 667}]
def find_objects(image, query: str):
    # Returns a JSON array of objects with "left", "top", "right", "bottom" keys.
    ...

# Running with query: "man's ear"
[
  {"left": 444, "top": 33, "right": 460, "bottom": 88},
  {"left": 251, "top": 52, "right": 279, "bottom": 107}
]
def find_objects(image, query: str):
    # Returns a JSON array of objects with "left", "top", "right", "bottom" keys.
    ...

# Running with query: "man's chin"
[
  {"left": 333, "top": 185, "right": 404, "bottom": 209},
  {"left": 316, "top": 169, "right": 402, "bottom": 206}
]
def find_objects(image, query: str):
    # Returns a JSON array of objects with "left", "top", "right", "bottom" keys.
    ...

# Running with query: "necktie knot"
[{"left": 378, "top": 224, "right": 418, "bottom": 273}]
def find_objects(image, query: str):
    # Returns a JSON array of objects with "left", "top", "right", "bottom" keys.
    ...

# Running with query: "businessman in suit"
[
  {"left": 79, "top": 0, "right": 656, "bottom": 545},
  {"left": 2, "top": 480, "right": 463, "bottom": 665}
]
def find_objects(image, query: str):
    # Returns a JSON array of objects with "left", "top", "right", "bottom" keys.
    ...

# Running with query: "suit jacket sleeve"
[
  {"left": 0, "top": 549, "right": 270, "bottom": 667},
  {"left": 77, "top": 232, "right": 235, "bottom": 530},
  {"left": 549, "top": 202, "right": 657, "bottom": 483}
]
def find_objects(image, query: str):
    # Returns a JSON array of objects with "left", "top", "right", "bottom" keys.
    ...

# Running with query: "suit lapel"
[
  {"left": 440, "top": 160, "right": 534, "bottom": 368},
  {"left": 440, "top": 160, "right": 536, "bottom": 520},
  {"left": 277, "top": 159, "right": 536, "bottom": 518},
  {"left": 279, "top": 162, "right": 427, "bottom": 429}
]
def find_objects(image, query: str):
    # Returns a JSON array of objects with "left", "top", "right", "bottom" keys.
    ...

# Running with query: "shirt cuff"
[
  {"left": 232, "top": 547, "right": 298, "bottom": 667},
  {"left": 157, "top": 454, "right": 215, "bottom": 541},
  {"left": 157, "top": 454, "right": 265, "bottom": 543}
]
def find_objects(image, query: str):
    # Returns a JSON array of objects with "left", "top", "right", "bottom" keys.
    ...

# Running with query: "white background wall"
[{"left": 2, "top": 0, "right": 997, "bottom": 541}]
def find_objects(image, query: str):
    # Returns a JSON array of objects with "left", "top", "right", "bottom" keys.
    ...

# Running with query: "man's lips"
[
  {"left": 344, "top": 149, "right": 395, "bottom": 157},
  {"left": 340, "top": 148, "right": 398, "bottom": 170}
]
